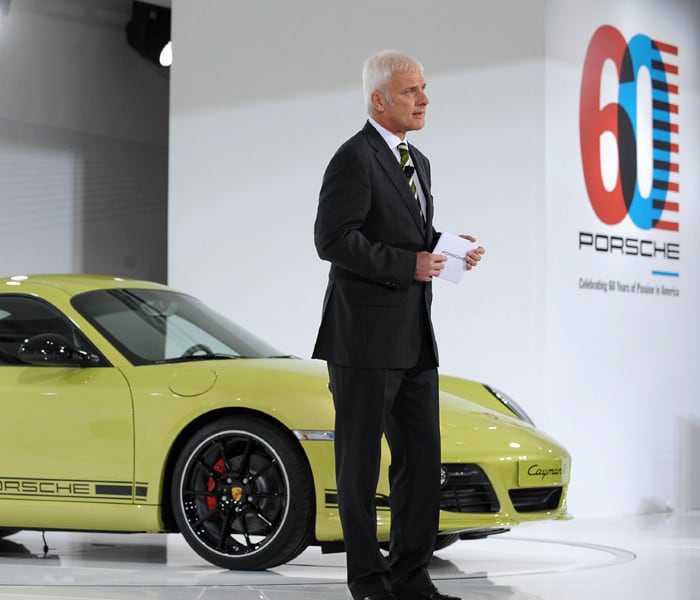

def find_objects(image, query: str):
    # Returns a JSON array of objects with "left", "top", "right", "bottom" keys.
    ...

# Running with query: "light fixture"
[
  {"left": 159, "top": 40, "right": 172, "bottom": 67},
  {"left": 125, "top": 1, "right": 171, "bottom": 68}
]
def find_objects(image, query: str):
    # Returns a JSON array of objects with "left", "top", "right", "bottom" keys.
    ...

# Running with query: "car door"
[{"left": 0, "top": 294, "right": 136, "bottom": 505}]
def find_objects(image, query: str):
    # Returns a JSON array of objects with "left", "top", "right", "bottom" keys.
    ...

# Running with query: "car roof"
[{"left": 0, "top": 274, "right": 172, "bottom": 296}]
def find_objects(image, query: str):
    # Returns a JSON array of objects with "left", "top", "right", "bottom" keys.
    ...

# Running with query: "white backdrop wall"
[
  {"left": 544, "top": 0, "right": 700, "bottom": 515},
  {"left": 0, "top": 0, "right": 169, "bottom": 282},
  {"left": 169, "top": 0, "right": 700, "bottom": 517},
  {"left": 169, "top": 0, "right": 546, "bottom": 411}
]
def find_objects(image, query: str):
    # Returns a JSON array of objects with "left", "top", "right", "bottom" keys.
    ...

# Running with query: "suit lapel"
[{"left": 363, "top": 123, "right": 428, "bottom": 236}]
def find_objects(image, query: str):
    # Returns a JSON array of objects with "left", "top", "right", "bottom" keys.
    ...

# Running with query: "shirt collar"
[{"left": 368, "top": 118, "right": 407, "bottom": 156}]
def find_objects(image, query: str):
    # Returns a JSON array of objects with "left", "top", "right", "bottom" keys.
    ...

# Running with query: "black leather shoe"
[{"left": 361, "top": 593, "right": 398, "bottom": 600}]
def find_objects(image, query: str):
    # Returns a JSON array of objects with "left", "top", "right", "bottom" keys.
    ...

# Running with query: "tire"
[{"left": 171, "top": 415, "right": 315, "bottom": 570}]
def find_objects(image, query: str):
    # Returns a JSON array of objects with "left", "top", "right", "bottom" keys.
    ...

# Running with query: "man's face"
[{"left": 372, "top": 69, "right": 429, "bottom": 138}]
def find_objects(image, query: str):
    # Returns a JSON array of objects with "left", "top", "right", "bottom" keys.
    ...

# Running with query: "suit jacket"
[{"left": 313, "top": 121, "right": 439, "bottom": 369}]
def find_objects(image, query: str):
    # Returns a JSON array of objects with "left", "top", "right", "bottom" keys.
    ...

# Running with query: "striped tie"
[{"left": 397, "top": 142, "right": 424, "bottom": 221}]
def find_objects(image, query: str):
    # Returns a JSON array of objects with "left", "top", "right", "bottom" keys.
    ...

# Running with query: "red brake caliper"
[{"left": 206, "top": 458, "right": 226, "bottom": 510}]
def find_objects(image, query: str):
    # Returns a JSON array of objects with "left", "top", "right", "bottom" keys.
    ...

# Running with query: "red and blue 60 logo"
[{"left": 580, "top": 25, "right": 679, "bottom": 232}]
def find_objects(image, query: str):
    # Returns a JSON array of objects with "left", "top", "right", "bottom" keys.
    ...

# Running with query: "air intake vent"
[
  {"left": 509, "top": 486, "right": 563, "bottom": 512},
  {"left": 439, "top": 464, "right": 500, "bottom": 513}
]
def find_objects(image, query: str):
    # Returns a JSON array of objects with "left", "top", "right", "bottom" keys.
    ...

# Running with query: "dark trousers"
[{"left": 328, "top": 363, "right": 441, "bottom": 600}]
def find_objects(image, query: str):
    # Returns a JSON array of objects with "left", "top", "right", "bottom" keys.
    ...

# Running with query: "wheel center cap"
[{"left": 231, "top": 486, "right": 244, "bottom": 502}]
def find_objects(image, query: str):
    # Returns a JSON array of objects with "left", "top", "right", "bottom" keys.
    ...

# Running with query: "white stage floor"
[{"left": 0, "top": 512, "right": 697, "bottom": 599}]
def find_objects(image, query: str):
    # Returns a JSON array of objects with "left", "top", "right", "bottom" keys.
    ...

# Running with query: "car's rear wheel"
[{"left": 171, "top": 415, "right": 315, "bottom": 570}]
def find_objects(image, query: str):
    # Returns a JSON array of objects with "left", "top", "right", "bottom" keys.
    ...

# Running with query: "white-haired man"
[{"left": 313, "top": 50, "right": 484, "bottom": 600}]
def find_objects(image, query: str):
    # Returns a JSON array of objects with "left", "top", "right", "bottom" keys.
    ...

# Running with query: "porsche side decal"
[{"left": 0, "top": 477, "right": 148, "bottom": 501}]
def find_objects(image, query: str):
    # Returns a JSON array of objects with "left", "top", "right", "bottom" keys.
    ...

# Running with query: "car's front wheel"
[{"left": 171, "top": 415, "right": 315, "bottom": 570}]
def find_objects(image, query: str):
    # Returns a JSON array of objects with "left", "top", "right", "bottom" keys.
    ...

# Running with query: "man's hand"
[
  {"left": 414, "top": 251, "right": 447, "bottom": 282},
  {"left": 460, "top": 235, "right": 486, "bottom": 270}
]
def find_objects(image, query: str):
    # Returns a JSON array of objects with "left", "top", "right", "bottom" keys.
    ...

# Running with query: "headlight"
[
  {"left": 484, "top": 385, "right": 535, "bottom": 426},
  {"left": 439, "top": 466, "right": 449, "bottom": 487}
]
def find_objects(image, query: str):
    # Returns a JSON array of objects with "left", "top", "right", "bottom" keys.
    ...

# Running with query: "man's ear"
[{"left": 371, "top": 91, "right": 385, "bottom": 113}]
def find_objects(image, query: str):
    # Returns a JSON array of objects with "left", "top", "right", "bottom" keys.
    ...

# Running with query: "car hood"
[{"left": 165, "top": 358, "right": 564, "bottom": 460}]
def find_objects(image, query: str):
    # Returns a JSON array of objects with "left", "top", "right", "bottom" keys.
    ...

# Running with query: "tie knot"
[{"left": 397, "top": 142, "right": 410, "bottom": 167}]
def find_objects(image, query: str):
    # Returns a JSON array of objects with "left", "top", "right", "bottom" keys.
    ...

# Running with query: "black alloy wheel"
[{"left": 171, "top": 415, "right": 315, "bottom": 570}]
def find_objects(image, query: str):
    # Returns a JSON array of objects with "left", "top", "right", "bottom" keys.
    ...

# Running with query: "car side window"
[{"left": 0, "top": 295, "right": 94, "bottom": 366}]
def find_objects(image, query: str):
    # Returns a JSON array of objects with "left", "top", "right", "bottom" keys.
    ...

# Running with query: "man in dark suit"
[{"left": 313, "top": 50, "right": 484, "bottom": 600}]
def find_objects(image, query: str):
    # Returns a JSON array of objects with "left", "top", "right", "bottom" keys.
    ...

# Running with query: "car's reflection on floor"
[{"left": 0, "top": 514, "right": 697, "bottom": 600}]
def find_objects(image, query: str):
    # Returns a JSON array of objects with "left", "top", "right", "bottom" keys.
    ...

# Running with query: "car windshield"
[{"left": 72, "top": 288, "right": 284, "bottom": 366}]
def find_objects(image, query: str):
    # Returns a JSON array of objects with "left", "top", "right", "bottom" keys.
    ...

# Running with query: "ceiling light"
[
  {"left": 159, "top": 40, "right": 172, "bottom": 67},
  {"left": 125, "top": 1, "right": 171, "bottom": 68}
]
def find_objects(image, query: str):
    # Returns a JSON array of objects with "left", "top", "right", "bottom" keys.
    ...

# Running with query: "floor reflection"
[
  {"left": 0, "top": 514, "right": 697, "bottom": 599},
  {"left": 0, "top": 536, "right": 32, "bottom": 557}
]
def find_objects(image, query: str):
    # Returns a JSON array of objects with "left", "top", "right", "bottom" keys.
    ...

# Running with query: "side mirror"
[{"left": 18, "top": 334, "right": 101, "bottom": 367}]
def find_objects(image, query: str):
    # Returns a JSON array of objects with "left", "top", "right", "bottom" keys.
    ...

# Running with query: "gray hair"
[{"left": 362, "top": 50, "right": 424, "bottom": 116}]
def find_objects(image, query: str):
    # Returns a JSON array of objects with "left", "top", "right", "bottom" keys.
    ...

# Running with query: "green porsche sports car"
[{"left": 0, "top": 274, "right": 570, "bottom": 570}]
